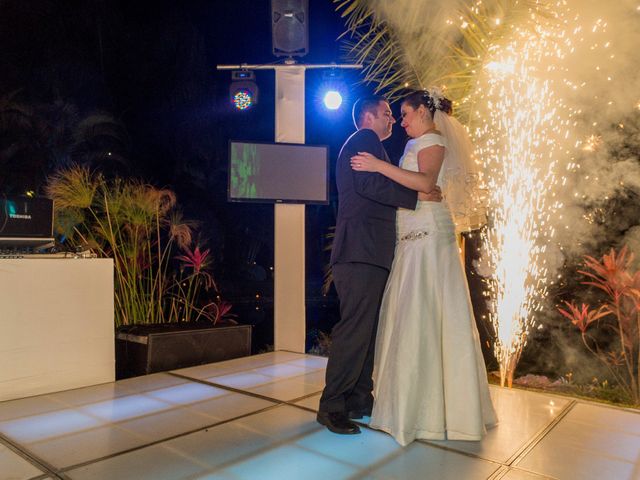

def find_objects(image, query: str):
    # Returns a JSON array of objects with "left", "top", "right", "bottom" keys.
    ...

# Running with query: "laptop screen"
[{"left": 0, "top": 196, "right": 54, "bottom": 239}]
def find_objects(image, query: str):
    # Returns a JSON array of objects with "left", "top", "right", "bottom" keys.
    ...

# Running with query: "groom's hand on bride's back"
[{"left": 418, "top": 186, "right": 442, "bottom": 202}]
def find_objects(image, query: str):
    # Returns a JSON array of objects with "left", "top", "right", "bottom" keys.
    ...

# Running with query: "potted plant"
[{"left": 46, "top": 166, "right": 251, "bottom": 379}]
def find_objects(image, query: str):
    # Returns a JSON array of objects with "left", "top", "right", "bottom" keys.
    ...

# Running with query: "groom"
[{"left": 317, "top": 96, "right": 440, "bottom": 435}]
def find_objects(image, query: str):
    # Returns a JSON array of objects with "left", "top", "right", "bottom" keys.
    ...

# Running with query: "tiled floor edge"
[
  {"left": 506, "top": 400, "right": 577, "bottom": 467},
  {"left": 0, "top": 431, "right": 64, "bottom": 479}
]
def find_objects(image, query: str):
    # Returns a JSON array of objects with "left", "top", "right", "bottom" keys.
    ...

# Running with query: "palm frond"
[{"left": 334, "top": 0, "right": 551, "bottom": 119}]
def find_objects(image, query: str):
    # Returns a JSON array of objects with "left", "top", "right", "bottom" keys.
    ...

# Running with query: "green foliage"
[
  {"left": 334, "top": 0, "right": 549, "bottom": 120},
  {"left": 46, "top": 165, "right": 232, "bottom": 327}
]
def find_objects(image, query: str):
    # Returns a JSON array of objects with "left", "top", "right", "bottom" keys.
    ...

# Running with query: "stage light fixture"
[
  {"left": 229, "top": 70, "right": 259, "bottom": 111},
  {"left": 320, "top": 68, "right": 346, "bottom": 111},
  {"left": 323, "top": 90, "right": 343, "bottom": 110}
]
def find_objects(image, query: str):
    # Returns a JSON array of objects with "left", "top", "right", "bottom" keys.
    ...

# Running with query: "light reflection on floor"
[{"left": 1, "top": 351, "right": 639, "bottom": 480}]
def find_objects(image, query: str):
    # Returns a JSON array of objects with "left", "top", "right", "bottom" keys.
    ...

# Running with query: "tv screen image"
[{"left": 228, "top": 141, "right": 329, "bottom": 204}]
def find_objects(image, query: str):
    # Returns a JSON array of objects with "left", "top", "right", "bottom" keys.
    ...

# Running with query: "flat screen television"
[{"left": 228, "top": 141, "right": 329, "bottom": 204}]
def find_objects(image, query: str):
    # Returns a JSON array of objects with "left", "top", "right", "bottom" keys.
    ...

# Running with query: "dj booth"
[{"left": 0, "top": 196, "right": 115, "bottom": 401}]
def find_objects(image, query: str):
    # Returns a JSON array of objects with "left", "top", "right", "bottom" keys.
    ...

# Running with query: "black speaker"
[{"left": 271, "top": 0, "right": 309, "bottom": 57}]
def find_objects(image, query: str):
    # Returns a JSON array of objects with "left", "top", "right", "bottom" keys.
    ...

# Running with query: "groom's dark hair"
[{"left": 352, "top": 95, "right": 387, "bottom": 128}]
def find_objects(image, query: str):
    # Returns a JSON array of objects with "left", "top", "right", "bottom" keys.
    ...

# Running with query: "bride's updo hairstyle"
[{"left": 402, "top": 89, "right": 453, "bottom": 118}]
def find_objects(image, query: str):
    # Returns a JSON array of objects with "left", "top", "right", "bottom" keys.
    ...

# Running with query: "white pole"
[{"left": 274, "top": 66, "right": 306, "bottom": 353}]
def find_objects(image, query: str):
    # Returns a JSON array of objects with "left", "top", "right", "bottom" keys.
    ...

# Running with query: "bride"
[{"left": 350, "top": 89, "right": 498, "bottom": 446}]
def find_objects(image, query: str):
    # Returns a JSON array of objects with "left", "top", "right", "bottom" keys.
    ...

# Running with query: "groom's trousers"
[{"left": 319, "top": 262, "right": 389, "bottom": 414}]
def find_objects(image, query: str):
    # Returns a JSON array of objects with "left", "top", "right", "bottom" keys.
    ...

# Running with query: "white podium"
[{"left": 0, "top": 258, "right": 114, "bottom": 401}]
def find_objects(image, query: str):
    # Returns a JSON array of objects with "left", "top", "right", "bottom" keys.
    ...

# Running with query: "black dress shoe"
[
  {"left": 347, "top": 408, "right": 372, "bottom": 420},
  {"left": 316, "top": 411, "right": 361, "bottom": 435}
]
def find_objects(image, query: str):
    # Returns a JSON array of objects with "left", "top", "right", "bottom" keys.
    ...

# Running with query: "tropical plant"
[
  {"left": 46, "top": 165, "right": 228, "bottom": 327},
  {"left": 333, "top": 0, "right": 548, "bottom": 121},
  {"left": 558, "top": 246, "right": 640, "bottom": 404}
]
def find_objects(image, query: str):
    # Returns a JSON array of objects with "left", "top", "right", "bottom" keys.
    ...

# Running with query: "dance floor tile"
[
  {"left": 157, "top": 420, "right": 274, "bottom": 469},
  {"left": 215, "top": 444, "right": 359, "bottom": 480},
  {"left": 251, "top": 363, "right": 308, "bottom": 379},
  {"left": 233, "top": 405, "right": 321, "bottom": 441},
  {"left": 246, "top": 376, "right": 323, "bottom": 402},
  {"left": 0, "top": 395, "right": 67, "bottom": 423},
  {"left": 286, "top": 356, "right": 328, "bottom": 371},
  {"left": 79, "top": 394, "right": 172, "bottom": 422},
  {"left": 0, "top": 443, "right": 46, "bottom": 480},
  {"left": 112, "top": 373, "right": 194, "bottom": 395},
  {"left": 173, "top": 352, "right": 306, "bottom": 379},
  {"left": 203, "top": 372, "right": 274, "bottom": 390},
  {"left": 144, "top": 382, "right": 229, "bottom": 405},
  {"left": 45, "top": 382, "right": 136, "bottom": 407},
  {"left": 179, "top": 391, "right": 274, "bottom": 421},
  {"left": 295, "top": 424, "right": 403, "bottom": 467},
  {"left": 293, "top": 393, "right": 321, "bottom": 411},
  {"left": 430, "top": 386, "right": 570, "bottom": 463},
  {"left": 65, "top": 444, "right": 203, "bottom": 480},
  {"left": 564, "top": 403, "right": 640, "bottom": 436},
  {"left": 114, "top": 406, "right": 218, "bottom": 440},
  {"left": 368, "top": 442, "right": 499, "bottom": 479},
  {"left": 517, "top": 404, "right": 640, "bottom": 480},
  {"left": 27, "top": 423, "right": 146, "bottom": 469},
  {"left": 0, "top": 408, "right": 102, "bottom": 443}
]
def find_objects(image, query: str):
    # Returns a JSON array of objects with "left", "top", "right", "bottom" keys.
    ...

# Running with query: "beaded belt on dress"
[{"left": 398, "top": 230, "right": 429, "bottom": 242}]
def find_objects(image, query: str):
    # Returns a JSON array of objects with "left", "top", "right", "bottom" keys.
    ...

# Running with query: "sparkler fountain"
[{"left": 472, "top": 2, "right": 613, "bottom": 387}]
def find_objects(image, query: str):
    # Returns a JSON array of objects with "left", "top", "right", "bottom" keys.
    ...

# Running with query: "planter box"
[{"left": 115, "top": 323, "right": 252, "bottom": 379}]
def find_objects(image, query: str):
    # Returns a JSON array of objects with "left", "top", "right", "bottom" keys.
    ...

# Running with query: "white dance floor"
[{"left": 2, "top": 351, "right": 640, "bottom": 479}]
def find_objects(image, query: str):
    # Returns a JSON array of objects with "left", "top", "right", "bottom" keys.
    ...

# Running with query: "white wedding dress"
[{"left": 370, "top": 133, "right": 498, "bottom": 446}]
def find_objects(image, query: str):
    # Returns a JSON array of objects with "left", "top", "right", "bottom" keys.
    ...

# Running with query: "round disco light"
[
  {"left": 233, "top": 89, "right": 254, "bottom": 110},
  {"left": 323, "top": 90, "right": 343, "bottom": 110}
]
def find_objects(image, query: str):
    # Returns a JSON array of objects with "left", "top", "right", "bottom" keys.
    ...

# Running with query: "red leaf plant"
[
  {"left": 175, "top": 245, "right": 211, "bottom": 274},
  {"left": 169, "top": 244, "right": 219, "bottom": 323},
  {"left": 205, "top": 298, "right": 238, "bottom": 326},
  {"left": 557, "top": 302, "right": 610, "bottom": 334},
  {"left": 559, "top": 246, "right": 640, "bottom": 404}
]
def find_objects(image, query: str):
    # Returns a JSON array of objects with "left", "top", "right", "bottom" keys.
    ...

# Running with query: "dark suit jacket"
[{"left": 330, "top": 128, "right": 418, "bottom": 270}]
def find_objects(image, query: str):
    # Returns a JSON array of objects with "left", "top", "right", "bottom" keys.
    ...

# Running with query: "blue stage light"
[{"left": 323, "top": 90, "right": 343, "bottom": 110}]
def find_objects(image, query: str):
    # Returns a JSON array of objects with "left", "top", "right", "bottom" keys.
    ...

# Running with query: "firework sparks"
[
  {"left": 582, "top": 134, "right": 603, "bottom": 152},
  {"left": 473, "top": 5, "right": 574, "bottom": 388},
  {"left": 471, "top": 0, "right": 622, "bottom": 387}
]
